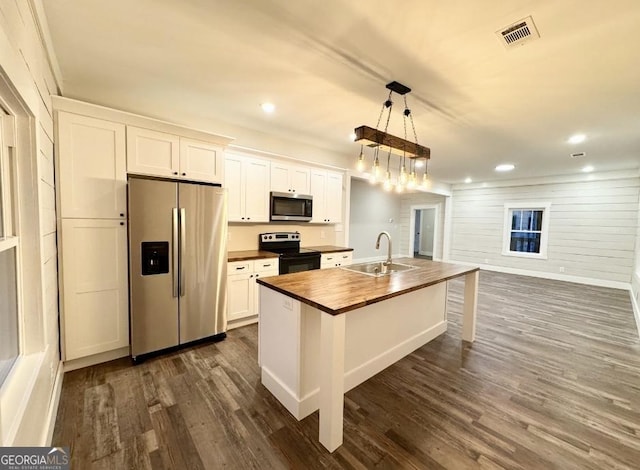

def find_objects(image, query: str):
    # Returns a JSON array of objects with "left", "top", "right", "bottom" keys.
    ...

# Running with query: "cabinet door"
[
  {"left": 127, "top": 126, "right": 179, "bottom": 178},
  {"left": 225, "top": 155, "right": 244, "bottom": 222},
  {"left": 179, "top": 138, "right": 223, "bottom": 183},
  {"left": 61, "top": 218, "right": 129, "bottom": 360},
  {"left": 290, "top": 166, "right": 310, "bottom": 194},
  {"left": 270, "top": 162, "right": 291, "bottom": 192},
  {"left": 338, "top": 251, "right": 353, "bottom": 266},
  {"left": 243, "top": 157, "right": 270, "bottom": 222},
  {"left": 309, "top": 170, "right": 327, "bottom": 223},
  {"left": 57, "top": 112, "right": 126, "bottom": 219},
  {"left": 227, "top": 272, "right": 254, "bottom": 321},
  {"left": 325, "top": 171, "right": 343, "bottom": 223}
]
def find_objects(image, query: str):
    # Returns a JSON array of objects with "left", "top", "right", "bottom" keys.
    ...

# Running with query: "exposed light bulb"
[
  {"left": 422, "top": 172, "right": 431, "bottom": 189},
  {"left": 399, "top": 165, "right": 407, "bottom": 184},
  {"left": 383, "top": 171, "right": 393, "bottom": 191},
  {"left": 356, "top": 150, "right": 365, "bottom": 172},
  {"left": 407, "top": 171, "right": 417, "bottom": 189},
  {"left": 395, "top": 181, "right": 404, "bottom": 193},
  {"left": 369, "top": 158, "right": 381, "bottom": 183}
]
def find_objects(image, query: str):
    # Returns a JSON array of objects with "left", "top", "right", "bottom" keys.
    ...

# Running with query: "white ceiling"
[{"left": 42, "top": 0, "right": 640, "bottom": 183}]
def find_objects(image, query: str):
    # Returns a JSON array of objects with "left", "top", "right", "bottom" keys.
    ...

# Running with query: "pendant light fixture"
[{"left": 354, "top": 81, "right": 431, "bottom": 192}]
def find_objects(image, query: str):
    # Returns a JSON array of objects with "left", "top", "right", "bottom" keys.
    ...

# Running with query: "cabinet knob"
[
  {"left": 247, "top": 217, "right": 250, "bottom": 220},
  {"left": 255, "top": 274, "right": 259, "bottom": 278},
  {"left": 173, "top": 172, "right": 178, "bottom": 175},
  {"left": 249, "top": 274, "right": 253, "bottom": 278},
  {"left": 120, "top": 222, "right": 125, "bottom": 226},
  {"left": 182, "top": 172, "right": 186, "bottom": 176},
  {"left": 120, "top": 213, "right": 125, "bottom": 217},
  {"left": 241, "top": 217, "right": 245, "bottom": 220}
]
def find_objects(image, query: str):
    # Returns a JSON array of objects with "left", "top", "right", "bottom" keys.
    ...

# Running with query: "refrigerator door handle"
[
  {"left": 172, "top": 208, "right": 179, "bottom": 297},
  {"left": 180, "top": 207, "right": 186, "bottom": 297}
]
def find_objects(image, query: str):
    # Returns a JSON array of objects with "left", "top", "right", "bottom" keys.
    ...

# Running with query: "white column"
[
  {"left": 462, "top": 270, "right": 479, "bottom": 342},
  {"left": 319, "top": 312, "right": 346, "bottom": 452}
]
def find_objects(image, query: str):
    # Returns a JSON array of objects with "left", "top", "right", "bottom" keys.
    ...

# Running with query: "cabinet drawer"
[
  {"left": 228, "top": 260, "right": 253, "bottom": 273},
  {"left": 254, "top": 258, "right": 279, "bottom": 273}
]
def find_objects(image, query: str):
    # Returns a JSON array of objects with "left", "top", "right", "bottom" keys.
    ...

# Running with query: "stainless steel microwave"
[{"left": 270, "top": 192, "right": 313, "bottom": 221}]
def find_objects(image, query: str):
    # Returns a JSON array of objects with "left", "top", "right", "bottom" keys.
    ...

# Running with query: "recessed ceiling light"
[
  {"left": 349, "top": 132, "right": 357, "bottom": 141},
  {"left": 261, "top": 102, "right": 276, "bottom": 113},
  {"left": 582, "top": 165, "right": 594, "bottom": 173},
  {"left": 464, "top": 177, "right": 472, "bottom": 183},
  {"left": 495, "top": 164, "right": 515, "bottom": 172},
  {"left": 415, "top": 161, "right": 424, "bottom": 168},
  {"left": 568, "top": 133, "right": 586, "bottom": 144}
]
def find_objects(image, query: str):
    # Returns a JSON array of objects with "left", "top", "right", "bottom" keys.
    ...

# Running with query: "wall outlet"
[
  {"left": 283, "top": 298, "right": 293, "bottom": 310},
  {"left": 559, "top": 267, "right": 565, "bottom": 273}
]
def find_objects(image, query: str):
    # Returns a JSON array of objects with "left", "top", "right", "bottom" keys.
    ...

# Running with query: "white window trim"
[{"left": 502, "top": 201, "right": 551, "bottom": 259}]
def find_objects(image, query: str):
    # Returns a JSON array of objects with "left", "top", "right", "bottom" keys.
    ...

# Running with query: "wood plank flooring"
[{"left": 52, "top": 271, "right": 640, "bottom": 469}]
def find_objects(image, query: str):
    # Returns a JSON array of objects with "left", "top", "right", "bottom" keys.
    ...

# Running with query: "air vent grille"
[{"left": 497, "top": 16, "right": 540, "bottom": 48}]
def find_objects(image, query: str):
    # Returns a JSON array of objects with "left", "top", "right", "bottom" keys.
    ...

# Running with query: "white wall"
[
  {"left": 398, "top": 192, "right": 447, "bottom": 259},
  {"left": 450, "top": 174, "right": 640, "bottom": 285},
  {"left": 348, "top": 178, "right": 402, "bottom": 260},
  {"left": 0, "top": 0, "right": 61, "bottom": 445}
]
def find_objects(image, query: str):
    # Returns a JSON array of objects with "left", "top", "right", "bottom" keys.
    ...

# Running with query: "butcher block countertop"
[
  {"left": 228, "top": 250, "right": 278, "bottom": 262},
  {"left": 303, "top": 245, "right": 354, "bottom": 253},
  {"left": 256, "top": 258, "right": 479, "bottom": 315}
]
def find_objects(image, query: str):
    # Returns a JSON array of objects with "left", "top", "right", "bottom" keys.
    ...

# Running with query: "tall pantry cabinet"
[{"left": 56, "top": 112, "right": 129, "bottom": 362}]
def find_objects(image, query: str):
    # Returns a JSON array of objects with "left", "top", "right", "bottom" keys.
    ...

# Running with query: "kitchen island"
[{"left": 257, "top": 258, "right": 479, "bottom": 452}]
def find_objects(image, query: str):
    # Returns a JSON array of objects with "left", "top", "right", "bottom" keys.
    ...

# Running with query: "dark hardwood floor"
[{"left": 52, "top": 271, "right": 640, "bottom": 469}]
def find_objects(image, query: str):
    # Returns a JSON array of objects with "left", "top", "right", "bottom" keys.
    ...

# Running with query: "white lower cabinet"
[
  {"left": 60, "top": 218, "right": 129, "bottom": 360},
  {"left": 227, "top": 258, "right": 278, "bottom": 328},
  {"left": 320, "top": 251, "right": 353, "bottom": 269}
]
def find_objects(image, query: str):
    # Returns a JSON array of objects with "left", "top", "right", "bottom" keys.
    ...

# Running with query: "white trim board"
[{"left": 44, "top": 362, "right": 64, "bottom": 445}]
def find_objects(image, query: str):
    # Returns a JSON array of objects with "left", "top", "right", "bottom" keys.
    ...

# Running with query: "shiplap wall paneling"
[
  {"left": 450, "top": 177, "right": 640, "bottom": 284},
  {"left": 0, "top": 0, "right": 61, "bottom": 445}
]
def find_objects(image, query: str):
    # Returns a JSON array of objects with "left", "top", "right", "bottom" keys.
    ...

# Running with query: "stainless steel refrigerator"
[{"left": 128, "top": 177, "right": 227, "bottom": 360}]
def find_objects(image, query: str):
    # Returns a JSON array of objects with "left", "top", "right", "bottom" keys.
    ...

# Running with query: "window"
[
  {"left": 502, "top": 202, "right": 550, "bottom": 259},
  {"left": 0, "top": 108, "right": 19, "bottom": 388}
]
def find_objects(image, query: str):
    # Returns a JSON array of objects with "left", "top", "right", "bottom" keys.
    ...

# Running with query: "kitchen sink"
[{"left": 341, "top": 261, "right": 418, "bottom": 277}]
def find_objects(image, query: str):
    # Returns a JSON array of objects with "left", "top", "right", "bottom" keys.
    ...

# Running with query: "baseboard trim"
[
  {"left": 63, "top": 346, "right": 129, "bottom": 372},
  {"left": 43, "top": 362, "right": 64, "bottom": 445},
  {"left": 449, "top": 261, "right": 631, "bottom": 291},
  {"left": 630, "top": 286, "right": 640, "bottom": 340}
]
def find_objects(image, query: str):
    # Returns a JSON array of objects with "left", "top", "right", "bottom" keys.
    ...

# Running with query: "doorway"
[{"left": 409, "top": 204, "right": 440, "bottom": 260}]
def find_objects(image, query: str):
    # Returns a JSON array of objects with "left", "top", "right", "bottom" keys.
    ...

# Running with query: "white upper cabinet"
[
  {"left": 225, "top": 154, "right": 270, "bottom": 222},
  {"left": 179, "top": 138, "right": 224, "bottom": 183},
  {"left": 325, "top": 171, "right": 343, "bottom": 224},
  {"left": 127, "top": 127, "right": 224, "bottom": 183},
  {"left": 126, "top": 126, "right": 179, "bottom": 178},
  {"left": 270, "top": 162, "right": 310, "bottom": 194},
  {"left": 309, "top": 169, "right": 343, "bottom": 224},
  {"left": 57, "top": 112, "right": 127, "bottom": 219}
]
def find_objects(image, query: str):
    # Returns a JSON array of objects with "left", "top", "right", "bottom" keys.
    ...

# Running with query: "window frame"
[{"left": 502, "top": 201, "right": 551, "bottom": 259}]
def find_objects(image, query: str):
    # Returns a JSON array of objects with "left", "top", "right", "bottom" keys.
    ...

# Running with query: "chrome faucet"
[{"left": 375, "top": 231, "right": 393, "bottom": 266}]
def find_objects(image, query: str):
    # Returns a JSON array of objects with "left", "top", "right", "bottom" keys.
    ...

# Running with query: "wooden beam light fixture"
[{"left": 355, "top": 81, "right": 431, "bottom": 192}]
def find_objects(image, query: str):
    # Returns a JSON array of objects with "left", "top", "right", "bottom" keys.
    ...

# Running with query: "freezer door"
[
  {"left": 178, "top": 183, "right": 227, "bottom": 343},
  {"left": 129, "top": 177, "right": 179, "bottom": 357}
]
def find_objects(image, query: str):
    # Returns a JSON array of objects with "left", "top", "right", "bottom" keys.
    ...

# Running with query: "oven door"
[{"left": 279, "top": 253, "right": 321, "bottom": 274}]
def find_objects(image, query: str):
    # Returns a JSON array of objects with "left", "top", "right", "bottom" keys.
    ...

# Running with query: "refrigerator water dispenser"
[{"left": 141, "top": 241, "right": 169, "bottom": 275}]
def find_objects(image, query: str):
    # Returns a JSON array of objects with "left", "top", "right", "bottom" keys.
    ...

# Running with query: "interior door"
[
  {"left": 128, "top": 177, "right": 179, "bottom": 357},
  {"left": 178, "top": 183, "right": 227, "bottom": 343}
]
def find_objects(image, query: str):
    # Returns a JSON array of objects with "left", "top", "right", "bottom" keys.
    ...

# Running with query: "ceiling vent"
[
  {"left": 496, "top": 16, "right": 540, "bottom": 48},
  {"left": 570, "top": 152, "right": 587, "bottom": 159}
]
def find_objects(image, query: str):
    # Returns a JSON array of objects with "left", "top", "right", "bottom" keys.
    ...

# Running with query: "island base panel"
[{"left": 259, "top": 283, "right": 447, "bottom": 422}]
